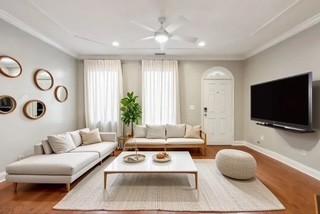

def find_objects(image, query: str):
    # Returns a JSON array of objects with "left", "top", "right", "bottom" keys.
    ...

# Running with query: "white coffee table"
[{"left": 104, "top": 151, "right": 198, "bottom": 190}]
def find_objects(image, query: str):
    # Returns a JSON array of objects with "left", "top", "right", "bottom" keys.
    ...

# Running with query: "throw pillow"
[
  {"left": 41, "top": 140, "right": 53, "bottom": 154},
  {"left": 184, "top": 125, "right": 201, "bottom": 138},
  {"left": 80, "top": 128, "right": 102, "bottom": 145},
  {"left": 146, "top": 125, "right": 166, "bottom": 139},
  {"left": 133, "top": 125, "right": 146, "bottom": 138},
  {"left": 69, "top": 128, "right": 90, "bottom": 146},
  {"left": 166, "top": 124, "right": 186, "bottom": 138},
  {"left": 48, "top": 133, "right": 76, "bottom": 154}
]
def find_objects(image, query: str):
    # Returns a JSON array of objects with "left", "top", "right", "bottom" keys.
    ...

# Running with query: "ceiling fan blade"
[
  {"left": 141, "top": 36, "right": 155, "bottom": 41},
  {"left": 74, "top": 35, "right": 107, "bottom": 45},
  {"left": 130, "top": 21, "right": 156, "bottom": 32},
  {"left": 171, "top": 35, "right": 198, "bottom": 44},
  {"left": 165, "top": 16, "right": 188, "bottom": 33}
]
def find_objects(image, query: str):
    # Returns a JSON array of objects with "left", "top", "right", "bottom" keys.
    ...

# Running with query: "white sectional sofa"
[
  {"left": 6, "top": 130, "right": 117, "bottom": 192},
  {"left": 124, "top": 124, "right": 207, "bottom": 154}
]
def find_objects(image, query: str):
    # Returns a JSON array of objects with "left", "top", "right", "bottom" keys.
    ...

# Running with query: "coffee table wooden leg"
[
  {"left": 194, "top": 172, "right": 198, "bottom": 190},
  {"left": 104, "top": 173, "right": 107, "bottom": 190}
]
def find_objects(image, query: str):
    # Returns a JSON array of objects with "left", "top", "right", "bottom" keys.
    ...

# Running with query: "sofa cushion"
[
  {"left": 133, "top": 125, "right": 146, "bottom": 138},
  {"left": 184, "top": 125, "right": 201, "bottom": 138},
  {"left": 70, "top": 142, "right": 117, "bottom": 157},
  {"left": 80, "top": 129, "right": 102, "bottom": 145},
  {"left": 126, "top": 138, "right": 166, "bottom": 145},
  {"left": 48, "top": 133, "right": 76, "bottom": 154},
  {"left": 146, "top": 125, "right": 166, "bottom": 139},
  {"left": 166, "top": 124, "right": 186, "bottom": 138},
  {"left": 69, "top": 128, "right": 90, "bottom": 146},
  {"left": 6, "top": 152, "right": 99, "bottom": 176},
  {"left": 166, "top": 138, "right": 204, "bottom": 145}
]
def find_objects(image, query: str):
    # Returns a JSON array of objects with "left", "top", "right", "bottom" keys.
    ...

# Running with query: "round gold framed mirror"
[
  {"left": 0, "top": 95, "right": 17, "bottom": 114},
  {"left": 0, "top": 56, "right": 22, "bottom": 78},
  {"left": 34, "top": 69, "right": 54, "bottom": 91},
  {"left": 23, "top": 100, "right": 46, "bottom": 120},
  {"left": 54, "top": 86, "right": 68, "bottom": 103}
]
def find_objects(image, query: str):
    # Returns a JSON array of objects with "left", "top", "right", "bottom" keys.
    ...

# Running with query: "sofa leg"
[
  {"left": 13, "top": 183, "right": 18, "bottom": 193},
  {"left": 66, "top": 183, "right": 71, "bottom": 192},
  {"left": 202, "top": 146, "right": 206, "bottom": 156}
]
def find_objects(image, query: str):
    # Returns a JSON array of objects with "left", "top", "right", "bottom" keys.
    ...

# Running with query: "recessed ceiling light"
[
  {"left": 112, "top": 41, "right": 120, "bottom": 47},
  {"left": 198, "top": 41, "right": 206, "bottom": 47}
]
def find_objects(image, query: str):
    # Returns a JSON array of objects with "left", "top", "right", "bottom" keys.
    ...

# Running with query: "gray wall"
[
  {"left": 0, "top": 19, "right": 78, "bottom": 172},
  {"left": 244, "top": 23, "right": 320, "bottom": 171},
  {"left": 78, "top": 60, "right": 245, "bottom": 140}
]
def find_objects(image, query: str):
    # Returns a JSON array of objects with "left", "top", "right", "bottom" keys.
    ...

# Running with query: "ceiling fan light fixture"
[
  {"left": 198, "top": 41, "right": 206, "bottom": 47},
  {"left": 112, "top": 41, "right": 120, "bottom": 47},
  {"left": 155, "top": 33, "right": 169, "bottom": 43}
]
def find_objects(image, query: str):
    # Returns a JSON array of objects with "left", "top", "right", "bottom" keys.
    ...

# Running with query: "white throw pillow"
[
  {"left": 146, "top": 125, "right": 166, "bottom": 139},
  {"left": 133, "top": 125, "right": 146, "bottom": 138},
  {"left": 48, "top": 133, "right": 76, "bottom": 154},
  {"left": 184, "top": 125, "right": 201, "bottom": 139},
  {"left": 69, "top": 128, "right": 90, "bottom": 146},
  {"left": 166, "top": 124, "right": 186, "bottom": 138},
  {"left": 80, "top": 128, "right": 102, "bottom": 145}
]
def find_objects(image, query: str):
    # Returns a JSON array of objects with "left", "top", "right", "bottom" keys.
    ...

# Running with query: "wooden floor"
[{"left": 0, "top": 146, "right": 319, "bottom": 214}]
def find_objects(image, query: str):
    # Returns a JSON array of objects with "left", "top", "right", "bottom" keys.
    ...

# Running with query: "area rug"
[{"left": 54, "top": 158, "right": 285, "bottom": 212}]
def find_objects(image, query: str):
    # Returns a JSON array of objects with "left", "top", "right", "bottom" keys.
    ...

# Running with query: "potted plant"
[{"left": 120, "top": 92, "right": 142, "bottom": 136}]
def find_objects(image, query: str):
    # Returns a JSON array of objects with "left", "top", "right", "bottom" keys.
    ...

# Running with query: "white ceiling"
[{"left": 0, "top": 0, "right": 320, "bottom": 59}]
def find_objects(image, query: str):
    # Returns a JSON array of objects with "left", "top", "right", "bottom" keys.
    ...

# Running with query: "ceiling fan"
[{"left": 131, "top": 16, "right": 199, "bottom": 51}]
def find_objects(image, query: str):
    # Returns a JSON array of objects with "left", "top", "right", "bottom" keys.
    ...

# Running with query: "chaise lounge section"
[{"left": 6, "top": 130, "right": 117, "bottom": 192}]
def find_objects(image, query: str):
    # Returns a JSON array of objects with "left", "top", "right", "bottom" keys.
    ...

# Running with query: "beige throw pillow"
[
  {"left": 69, "top": 128, "right": 90, "bottom": 146},
  {"left": 146, "top": 125, "right": 166, "bottom": 139},
  {"left": 133, "top": 125, "right": 146, "bottom": 138},
  {"left": 80, "top": 129, "right": 102, "bottom": 145},
  {"left": 48, "top": 133, "right": 76, "bottom": 154},
  {"left": 184, "top": 125, "right": 201, "bottom": 139},
  {"left": 166, "top": 124, "right": 186, "bottom": 138}
]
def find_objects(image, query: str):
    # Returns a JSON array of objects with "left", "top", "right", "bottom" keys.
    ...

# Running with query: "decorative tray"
[
  {"left": 153, "top": 153, "right": 171, "bottom": 163},
  {"left": 123, "top": 154, "right": 146, "bottom": 163}
]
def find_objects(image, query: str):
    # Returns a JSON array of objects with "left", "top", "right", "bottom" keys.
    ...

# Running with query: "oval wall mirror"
[
  {"left": 23, "top": 100, "right": 46, "bottom": 120},
  {"left": 0, "top": 56, "right": 22, "bottom": 78},
  {"left": 34, "top": 69, "right": 54, "bottom": 91},
  {"left": 0, "top": 95, "right": 17, "bottom": 114},
  {"left": 54, "top": 86, "right": 68, "bottom": 103}
]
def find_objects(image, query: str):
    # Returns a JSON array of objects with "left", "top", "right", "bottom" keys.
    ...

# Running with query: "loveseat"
[
  {"left": 6, "top": 129, "right": 117, "bottom": 192},
  {"left": 124, "top": 124, "right": 207, "bottom": 154}
]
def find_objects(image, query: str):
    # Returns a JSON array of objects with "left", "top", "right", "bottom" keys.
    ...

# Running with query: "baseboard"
[
  {"left": 0, "top": 171, "right": 6, "bottom": 182},
  {"left": 240, "top": 141, "right": 320, "bottom": 181}
]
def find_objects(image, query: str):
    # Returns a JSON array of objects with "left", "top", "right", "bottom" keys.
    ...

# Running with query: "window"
[
  {"left": 84, "top": 60, "right": 123, "bottom": 134},
  {"left": 142, "top": 60, "right": 180, "bottom": 124}
]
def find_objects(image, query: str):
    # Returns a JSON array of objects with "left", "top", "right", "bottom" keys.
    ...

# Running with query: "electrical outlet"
[{"left": 260, "top": 135, "right": 264, "bottom": 141}]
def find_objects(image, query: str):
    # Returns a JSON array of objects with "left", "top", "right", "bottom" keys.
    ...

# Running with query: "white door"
[{"left": 203, "top": 79, "right": 234, "bottom": 145}]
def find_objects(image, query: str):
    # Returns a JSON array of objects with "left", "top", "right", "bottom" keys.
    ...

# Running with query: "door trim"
[{"left": 201, "top": 66, "right": 234, "bottom": 145}]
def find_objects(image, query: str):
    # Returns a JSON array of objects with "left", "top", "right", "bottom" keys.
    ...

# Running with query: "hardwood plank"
[{"left": 0, "top": 146, "right": 319, "bottom": 214}]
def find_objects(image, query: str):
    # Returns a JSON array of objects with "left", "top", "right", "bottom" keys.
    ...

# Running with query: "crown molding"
[
  {"left": 79, "top": 54, "right": 245, "bottom": 61},
  {"left": 251, "top": 0, "right": 301, "bottom": 36},
  {"left": 0, "top": 9, "right": 78, "bottom": 58},
  {"left": 245, "top": 12, "right": 320, "bottom": 59}
]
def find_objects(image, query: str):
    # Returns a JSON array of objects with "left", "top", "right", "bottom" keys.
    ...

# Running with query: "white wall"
[
  {"left": 244, "top": 23, "right": 320, "bottom": 171},
  {"left": 0, "top": 19, "right": 78, "bottom": 172}
]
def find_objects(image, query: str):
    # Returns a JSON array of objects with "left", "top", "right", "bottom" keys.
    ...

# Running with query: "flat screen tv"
[{"left": 251, "top": 72, "right": 313, "bottom": 131}]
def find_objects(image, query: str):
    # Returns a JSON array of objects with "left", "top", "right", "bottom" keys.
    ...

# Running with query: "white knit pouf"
[{"left": 216, "top": 149, "right": 257, "bottom": 180}]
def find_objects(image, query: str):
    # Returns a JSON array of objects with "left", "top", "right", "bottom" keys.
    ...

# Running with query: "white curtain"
[
  {"left": 142, "top": 60, "right": 180, "bottom": 125},
  {"left": 84, "top": 60, "right": 123, "bottom": 135}
]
